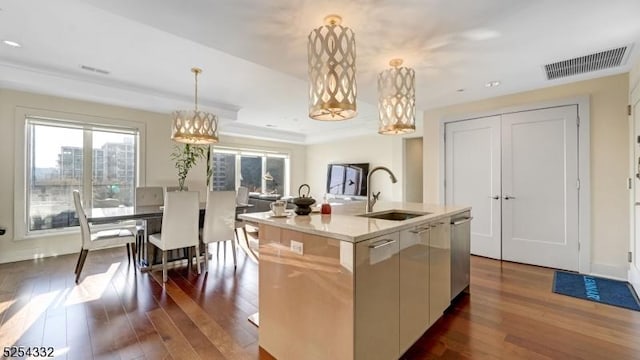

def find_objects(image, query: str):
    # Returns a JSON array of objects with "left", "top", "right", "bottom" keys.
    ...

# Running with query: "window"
[
  {"left": 211, "top": 147, "right": 289, "bottom": 195},
  {"left": 240, "top": 154, "right": 263, "bottom": 192},
  {"left": 265, "top": 157, "right": 285, "bottom": 195},
  {"left": 211, "top": 152, "right": 236, "bottom": 191},
  {"left": 26, "top": 118, "right": 138, "bottom": 233}
]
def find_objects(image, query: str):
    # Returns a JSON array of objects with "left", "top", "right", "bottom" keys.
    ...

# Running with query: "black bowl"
[{"left": 294, "top": 204, "right": 313, "bottom": 216}]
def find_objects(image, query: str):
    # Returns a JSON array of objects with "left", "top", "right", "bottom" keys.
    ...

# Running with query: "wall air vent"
[
  {"left": 544, "top": 46, "right": 629, "bottom": 80},
  {"left": 80, "top": 64, "right": 110, "bottom": 75}
]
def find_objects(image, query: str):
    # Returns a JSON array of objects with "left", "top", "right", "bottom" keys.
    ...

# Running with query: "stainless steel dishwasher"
[{"left": 450, "top": 211, "right": 472, "bottom": 300}]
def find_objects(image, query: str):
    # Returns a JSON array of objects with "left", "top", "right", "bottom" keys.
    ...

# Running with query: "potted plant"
[
  {"left": 170, "top": 144, "right": 207, "bottom": 191},
  {"left": 205, "top": 145, "right": 212, "bottom": 188}
]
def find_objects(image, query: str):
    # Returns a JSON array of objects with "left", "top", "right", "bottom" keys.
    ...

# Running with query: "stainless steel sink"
[{"left": 357, "top": 210, "right": 431, "bottom": 221}]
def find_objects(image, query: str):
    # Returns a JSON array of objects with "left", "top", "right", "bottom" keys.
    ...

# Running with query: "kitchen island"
[{"left": 239, "top": 201, "right": 471, "bottom": 360}]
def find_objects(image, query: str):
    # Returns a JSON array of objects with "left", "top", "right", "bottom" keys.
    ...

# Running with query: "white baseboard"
[
  {"left": 589, "top": 262, "right": 629, "bottom": 281},
  {"left": 0, "top": 246, "right": 78, "bottom": 264}
]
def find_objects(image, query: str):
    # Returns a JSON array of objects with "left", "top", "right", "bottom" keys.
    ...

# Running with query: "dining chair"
[
  {"left": 149, "top": 191, "right": 200, "bottom": 283},
  {"left": 136, "top": 186, "right": 164, "bottom": 207},
  {"left": 72, "top": 190, "right": 136, "bottom": 284},
  {"left": 201, "top": 190, "right": 237, "bottom": 271},
  {"left": 235, "top": 185, "right": 250, "bottom": 246},
  {"left": 135, "top": 186, "right": 164, "bottom": 261},
  {"left": 236, "top": 186, "right": 249, "bottom": 205}
]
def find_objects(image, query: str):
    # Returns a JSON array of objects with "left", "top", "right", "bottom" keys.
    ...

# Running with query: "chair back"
[
  {"left": 159, "top": 191, "right": 199, "bottom": 249},
  {"left": 136, "top": 186, "right": 164, "bottom": 207},
  {"left": 202, "top": 191, "right": 236, "bottom": 244},
  {"left": 165, "top": 186, "right": 187, "bottom": 193},
  {"left": 236, "top": 186, "right": 249, "bottom": 205},
  {"left": 72, "top": 190, "right": 90, "bottom": 248}
]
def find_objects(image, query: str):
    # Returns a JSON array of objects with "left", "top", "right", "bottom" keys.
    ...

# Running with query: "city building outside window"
[
  {"left": 26, "top": 118, "right": 138, "bottom": 233},
  {"left": 211, "top": 152, "right": 236, "bottom": 191}
]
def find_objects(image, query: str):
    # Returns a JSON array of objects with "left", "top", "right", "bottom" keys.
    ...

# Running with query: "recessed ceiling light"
[
  {"left": 265, "top": 124, "right": 276, "bottom": 128},
  {"left": 485, "top": 81, "right": 501, "bottom": 88},
  {"left": 3, "top": 40, "right": 21, "bottom": 48},
  {"left": 461, "top": 29, "right": 501, "bottom": 41},
  {"left": 456, "top": 88, "right": 465, "bottom": 92}
]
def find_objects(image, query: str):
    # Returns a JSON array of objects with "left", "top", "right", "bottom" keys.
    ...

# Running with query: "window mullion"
[
  {"left": 25, "top": 124, "right": 34, "bottom": 231},
  {"left": 83, "top": 129, "right": 93, "bottom": 208},
  {"left": 285, "top": 158, "right": 290, "bottom": 197},
  {"left": 235, "top": 154, "right": 241, "bottom": 190},
  {"left": 261, "top": 156, "right": 267, "bottom": 193}
]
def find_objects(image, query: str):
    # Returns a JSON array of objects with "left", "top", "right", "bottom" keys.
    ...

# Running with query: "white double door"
[{"left": 445, "top": 106, "right": 579, "bottom": 271}]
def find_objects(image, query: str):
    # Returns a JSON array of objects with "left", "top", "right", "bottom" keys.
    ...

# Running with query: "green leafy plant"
[
  {"left": 170, "top": 144, "right": 207, "bottom": 191},
  {"left": 205, "top": 145, "right": 212, "bottom": 188}
]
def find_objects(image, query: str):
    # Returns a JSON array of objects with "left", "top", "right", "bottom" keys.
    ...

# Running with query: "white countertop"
[{"left": 238, "top": 201, "right": 470, "bottom": 243}]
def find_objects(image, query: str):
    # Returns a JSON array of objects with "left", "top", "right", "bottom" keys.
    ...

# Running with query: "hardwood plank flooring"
[{"left": 1, "top": 239, "right": 640, "bottom": 359}]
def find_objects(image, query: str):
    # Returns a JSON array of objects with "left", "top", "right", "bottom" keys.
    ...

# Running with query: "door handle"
[
  {"left": 409, "top": 226, "right": 430, "bottom": 235},
  {"left": 368, "top": 239, "right": 396, "bottom": 249},
  {"left": 489, "top": 195, "right": 500, "bottom": 200},
  {"left": 503, "top": 195, "right": 516, "bottom": 200},
  {"left": 451, "top": 217, "right": 474, "bottom": 226}
]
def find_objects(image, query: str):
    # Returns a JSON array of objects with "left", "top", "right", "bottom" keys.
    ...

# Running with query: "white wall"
[
  {"left": 423, "top": 74, "right": 630, "bottom": 278},
  {"left": 305, "top": 135, "right": 399, "bottom": 201},
  {"left": 2, "top": 73, "right": 632, "bottom": 276},
  {"left": 403, "top": 137, "right": 423, "bottom": 202},
  {"left": 0, "top": 89, "right": 306, "bottom": 263},
  {"left": 300, "top": 74, "right": 630, "bottom": 278}
]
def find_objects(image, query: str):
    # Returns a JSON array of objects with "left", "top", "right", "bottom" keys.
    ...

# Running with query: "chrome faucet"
[{"left": 366, "top": 166, "right": 398, "bottom": 213}]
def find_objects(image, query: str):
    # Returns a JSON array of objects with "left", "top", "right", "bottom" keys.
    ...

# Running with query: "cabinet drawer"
[
  {"left": 355, "top": 233, "right": 400, "bottom": 360},
  {"left": 399, "top": 226, "right": 429, "bottom": 354}
]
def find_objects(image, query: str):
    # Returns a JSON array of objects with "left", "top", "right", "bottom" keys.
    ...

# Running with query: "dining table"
[{"left": 86, "top": 202, "right": 254, "bottom": 270}]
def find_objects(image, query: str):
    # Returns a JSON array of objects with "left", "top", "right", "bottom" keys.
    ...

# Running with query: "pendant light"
[
  {"left": 378, "top": 58, "right": 416, "bottom": 135},
  {"left": 307, "top": 14, "right": 357, "bottom": 120},
  {"left": 171, "top": 67, "right": 219, "bottom": 144}
]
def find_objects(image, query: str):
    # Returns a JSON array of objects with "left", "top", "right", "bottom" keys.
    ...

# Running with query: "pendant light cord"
[{"left": 194, "top": 70, "right": 199, "bottom": 111}]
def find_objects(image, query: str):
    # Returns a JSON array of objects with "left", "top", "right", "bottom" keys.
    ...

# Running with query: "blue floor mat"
[{"left": 552, "top": 271, "right": 640, "bottom": 311}]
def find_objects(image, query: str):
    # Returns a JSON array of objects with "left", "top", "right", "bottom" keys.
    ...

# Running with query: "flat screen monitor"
[{"left": 326, "top": 163, "right": 369, "bottom": 196}]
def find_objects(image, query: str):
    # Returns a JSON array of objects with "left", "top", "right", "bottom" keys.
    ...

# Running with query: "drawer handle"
[
  {"left": 451, "top": 217, "right": 473, "bottom": 226},
  {"left": 409, "top": 226, "right": 430, "bottom": 234},
  {"left": 369, "top": 239, "right": 396, "bottom": 249}
]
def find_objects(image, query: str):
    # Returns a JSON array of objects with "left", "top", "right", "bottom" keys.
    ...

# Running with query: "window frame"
[
  {"left": 211, "top": 146, "right": 290, "bottom": 196},
  {"left": 13, "top": 107, "right": 146, "bottom": 240}
]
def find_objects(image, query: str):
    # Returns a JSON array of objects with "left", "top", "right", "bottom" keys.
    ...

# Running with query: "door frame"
[
  {"left": 439, "top": 96, "right": 591, "bottom": 274},
  {"left": 629, "top": 80, "right": 640, "bottom": 293}
]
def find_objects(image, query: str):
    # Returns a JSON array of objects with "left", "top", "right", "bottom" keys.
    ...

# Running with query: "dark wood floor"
[{"left": 1, "top": 241, "right": 640, "bottom": 360}]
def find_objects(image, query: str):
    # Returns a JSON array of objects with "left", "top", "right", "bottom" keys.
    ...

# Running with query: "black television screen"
[{"left": 326, "top": 163, "right": 369, "bottom": 196}]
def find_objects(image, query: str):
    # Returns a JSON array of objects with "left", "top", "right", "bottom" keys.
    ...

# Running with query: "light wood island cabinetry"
[
  {"left": 355, "top": 233, "right": 400, "bottom": 360},
  {"left": 399, "top": 225, "right": 430, "bottom": 354},
  {"left": 240, "top": 202, "right": 469, "bottom": 360},
  {"left": 428, "top": 220, "right": 451, "bottom": 327}
]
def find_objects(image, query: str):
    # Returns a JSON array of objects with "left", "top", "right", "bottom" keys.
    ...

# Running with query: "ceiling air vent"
[
  {"left": 544, "top": 46, "right": 629, "bottom": 80},
  {"left": 80, "top": 64, "right": 110, "bottom": 75}
]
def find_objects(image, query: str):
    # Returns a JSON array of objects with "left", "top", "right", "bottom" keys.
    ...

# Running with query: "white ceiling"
[{"left": 1, "top": 0, "right": 639, "bottom": 144}]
